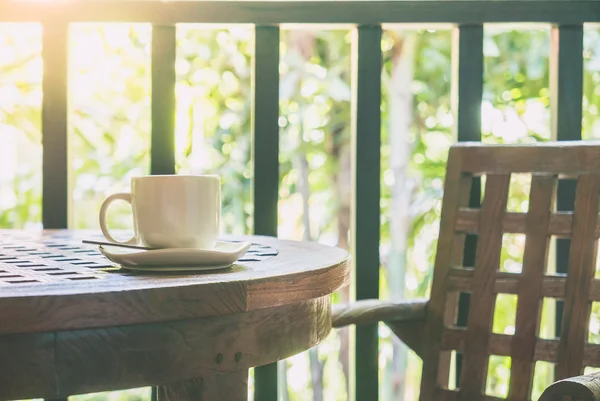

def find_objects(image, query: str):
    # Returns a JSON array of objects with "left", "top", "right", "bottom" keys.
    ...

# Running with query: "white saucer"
[{"left": 98, "top": 241, "right": 252, "bottom": 272}]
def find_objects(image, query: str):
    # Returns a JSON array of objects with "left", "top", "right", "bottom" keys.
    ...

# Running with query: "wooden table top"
[{"left": 0, "top": 230, "right": 350, "bottom": 335}]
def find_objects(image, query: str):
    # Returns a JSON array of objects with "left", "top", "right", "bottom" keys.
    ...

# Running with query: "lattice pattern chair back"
[{"left": 419, "top": 142, "right": 600, "bottom": 401}]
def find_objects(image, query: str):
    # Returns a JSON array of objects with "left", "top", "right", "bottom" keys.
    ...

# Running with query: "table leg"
[{"left": 157, "top": 370, "right": 248, "bottom": 401}]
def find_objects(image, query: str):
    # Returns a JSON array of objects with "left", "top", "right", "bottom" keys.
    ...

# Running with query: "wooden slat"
[
  {"left": 456, "top": 208, "right": 600, "bottom": 238},
  {"left": 508, "top": 175, "right": 556, "bottom": 400},
  {"left": 455, "top": 142, "right": 600, "bottom": 174},
  {"left": 442, "top": 329, "right": 558, "bottom": 362},
  {"left": 582, "top": 343, "right": 600, "bottom": 367},
  {"left": 2, "top": 1, "right": 599, "bottom": 24},
  {"left": 550, "top": 24, "right": 584, "bottom": 338},
  {"left": 438, "top": 174, "right": 475, "bottom": 387},
  {"left": 151, "top": 25, "right": 176, "bottom": 175},
  {"left": 42, "top": 21, "right": 69, "bottom": 229},
  {"left": 451, "top": 23, "right": 483, "bottom": 387},
  {"left": 458, "top": 174, "right": 510, "bottom": 399},
  {"left": 556, "top": 175, "right": 600, "bottom": 379},
  {"left": 442, "top": 327, "right": 600, "bottom": 367},
  {"left": 446, "top": 268, "right": 600, "bottom": 301},
  {"left": 351, "top": 24, "right": 382, "bottom": 401},
  {"left": 446, "top": 268, "right": 566, "bottom": 297},
  {"left": 157, "top": 372, "right": 248, "bottom": 401},
  {"left": 435, "top": 388, "right": 505, "bottom": 401},
  {"left": 0, "top": 332, "right": 56, "bottom": 400},
  {"left": 251, "top": 25, "right": 280, "bottom": 401},
  {"left": 419, "top": 151, "right": 470, "bottom": 400}
]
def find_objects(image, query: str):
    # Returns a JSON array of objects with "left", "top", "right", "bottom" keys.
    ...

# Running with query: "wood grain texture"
[
  {"left": 158, "top": 371, "right": 248, "bottom": 401},
  {"left": 435, "top": 388, "right": 504, "bottom": 401},
  {"left": 0, "top": 332, "right": 56, "bottom": 401},
  {"left": 508, "top": 175, "right": 556, "bottom": 400},
  {"left": 419, "top": 148, "right": 469, "bottom": 401},
  {"left": 385, "top": 318, "right": 426, "bottom": 359},
  {"left": 0, "top": 233, "right": 349, "bottom": 334},
  {"left": 458, "top": 174, "right": 510, "bottom": 400},
  {"left": 197, "top": 371, "right": 248, "bottom": 401},
  {"left": 331, "top": 143, "right": 600, "bottom": 400},
  {"left": 2, "top": 1, "right": 599, "bottom": 24},
  {"left": 441, "top": 327, "right": 600, "bottom": 367},
  {"left": 455, "top": 208, "right": 600, "bottom": 238},
  {"left": 331, "top": 299, "right": 427, "bottom": 328},
  {"left": 556, "top": 175, "right": 600, "bottom": 380},
  {"left": 158, "top": 378, "right": 205, "bottom": 401},
  {"left": 456, "top": 141, "right": 600, "bottom": 174},
  {"left": 0, "top": 296, "right": 330, "bottom": 400},
  {"left": 446, "top": 267, "right": 600, "bottom": 301},
  {"left": 540, "top": 372, "right": 600, "bottom": 401},
  {"left": 330, "top": 300, "right": 428, "bottom": 358}
]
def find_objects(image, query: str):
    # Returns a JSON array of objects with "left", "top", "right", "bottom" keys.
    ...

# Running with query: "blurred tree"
[{"left": 1, "top": 21, "right": 600, "bottom": 401}]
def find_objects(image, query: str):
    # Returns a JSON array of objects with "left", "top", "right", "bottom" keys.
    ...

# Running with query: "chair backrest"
[{"left": 419, "top": 142, "right": 600, "bottom": 401}]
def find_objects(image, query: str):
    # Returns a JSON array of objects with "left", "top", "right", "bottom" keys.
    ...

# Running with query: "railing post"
[
  {"left": 151, "top": 25, "right": 176, "bottom": 175},
  {"left": 449, "top": 23, "right": 484, "bottom": 391},
  {"left": 42, "top": 21, "right": 69, "bottom": 229},
  {"left": 550, "top": 23, "right": 584, "bottom": 350},
  {"left": 351, "top": 24, "right": 382, "bottom": 401},
  {"left": 150, "top": 26, "right": 176, "bottom": 400},
  {"left": 252, "top": 25, "right": 280, "bottom": 401}
]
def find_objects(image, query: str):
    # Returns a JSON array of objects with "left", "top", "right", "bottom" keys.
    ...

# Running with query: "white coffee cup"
[{"left": 99, "top": 175, "right": 221, "bottom": 249}]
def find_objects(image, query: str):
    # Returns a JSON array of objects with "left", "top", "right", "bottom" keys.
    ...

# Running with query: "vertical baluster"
[
  {"left": 150, "top": 24, "right": 176, "bottom": 401},
  {"left": 42, "top": 21, "right": 69, "bottom": 229},
  {"left": 550, "top": 24, "right": 584, "bottom": 341},
  {"left": 550, "top": 25, "right": 584, "bottom": 143},
  {"left": 452, "top": 25, "right": 484, "bottom": 144},
  {"left": 252, "top": 25, "right": 280, "bottom": 401},
  {"left": 151, "top": 25, "right": 176, "bottom": 175},
  {"left": 451, "top": 23, "right": 483, "bottom": 388},
  {"left": 351, "top": 24, "right": 382, "bottom": 401}
]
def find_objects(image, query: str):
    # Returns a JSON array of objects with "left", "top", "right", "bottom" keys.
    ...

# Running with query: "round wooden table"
[{"left": 0, "top": 230, "right": 349, "bottom": 401}]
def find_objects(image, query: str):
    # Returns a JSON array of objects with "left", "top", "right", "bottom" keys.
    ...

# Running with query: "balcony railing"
[{"left": 1, "top": 0, "right": 600, "bottom": 400}]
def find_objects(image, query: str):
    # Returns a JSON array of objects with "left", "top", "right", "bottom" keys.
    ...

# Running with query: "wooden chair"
[{"left": 332, "top": 142, "right": 600, "bottom": 400}]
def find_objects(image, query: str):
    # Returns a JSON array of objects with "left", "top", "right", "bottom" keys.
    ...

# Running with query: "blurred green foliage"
[{"left": 1, "top": 21, "right": 600, "bottom": 401}]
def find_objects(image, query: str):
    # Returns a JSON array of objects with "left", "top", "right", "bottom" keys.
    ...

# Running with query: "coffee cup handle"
[{"left": 99, "top": 193, "right": 138, "bottom": 245}]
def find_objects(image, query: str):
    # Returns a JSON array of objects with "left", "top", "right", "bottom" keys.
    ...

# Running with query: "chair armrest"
[
  {"left": 331, "top": 299, "right": 428, "bottom": 357},
  {"left": 539, "top": 372, "right": 600, "bottom": 401},
  {"left": 332, "top": 299, "right": 427, "bottom": 328}
]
